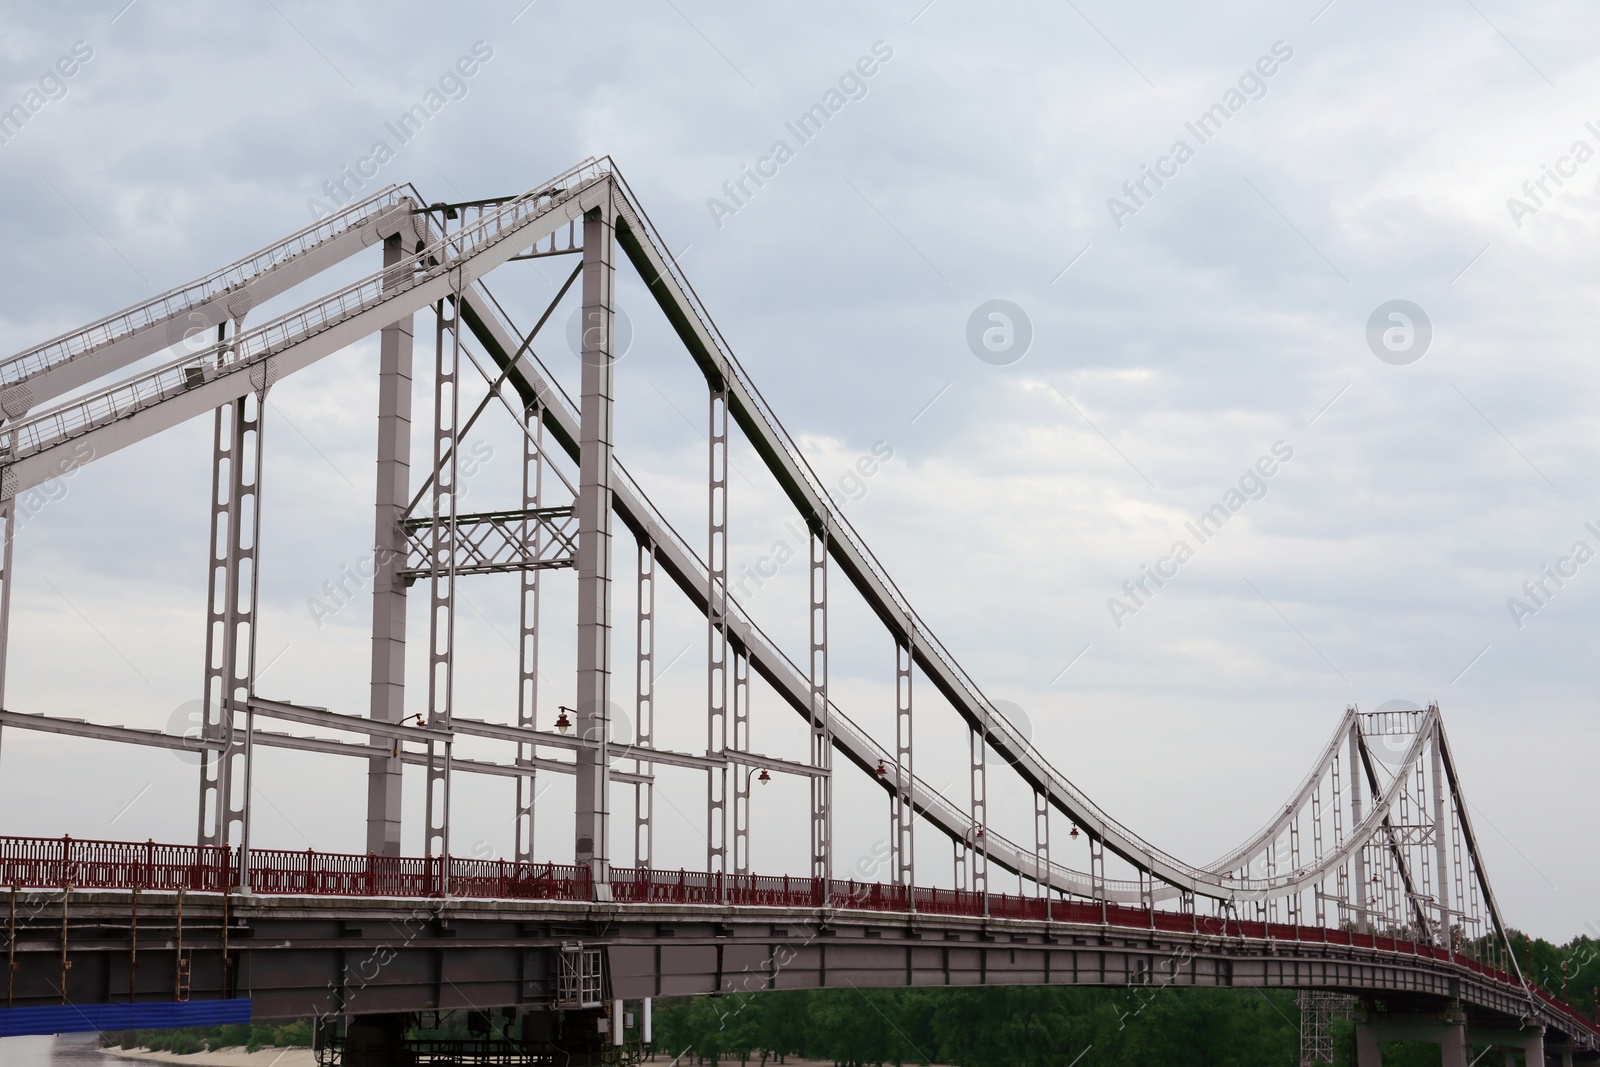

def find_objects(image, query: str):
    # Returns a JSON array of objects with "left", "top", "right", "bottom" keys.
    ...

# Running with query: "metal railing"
[
  {"left": 0, "top": 185, "right": 413, "bottom": 388},
  {"left": 2, "top": 161, "right": 609, "bottom": 464},
  {"left": 0, "top": 832, "right": 1590, "bottom": 1035},
  {"left": 0, "top": 834, "right": 234, "bottom": 891}
]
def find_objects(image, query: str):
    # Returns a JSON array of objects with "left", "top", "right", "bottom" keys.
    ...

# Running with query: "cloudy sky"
[{"left": 1, "top": 1, "right": 1597, "bottom": 941}]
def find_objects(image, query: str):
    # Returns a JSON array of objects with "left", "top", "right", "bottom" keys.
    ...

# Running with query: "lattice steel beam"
[
  {"left": 514, "top": 396, "right": 545, "bottom": 865},
  {"left": 970, "top": 721, "right": 988, "bottom": 900},
  {"left": 423, "top": 285, "right": 461, "bottom": 869},
  {"left": 893, "top": 628, "right": 914, "bottom": 894},
  {"left": 400, "top": 507, "right": 575, "bottom": 578},
  {"left": 635, "top": 539, "right": 655, "bottom": 869},
  {"left": 197, "top": 337, "right": 265, "bottom": 864},
  {"left": 706, "top": 385, "right": 729, "bottom": 878},
  {"left": 1034, "top": 784, "right": 1050, "bottom": 919},
  {"left": 732, "top": 643, "right": 751, "bottom": 875},
  {"left": 809, "top": 525, "right": 831, "bottom": 887}
]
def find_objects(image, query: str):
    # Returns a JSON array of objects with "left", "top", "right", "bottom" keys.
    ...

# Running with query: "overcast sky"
[{"left": 1, "top": 1, "right": 1597, "bottom": 941}]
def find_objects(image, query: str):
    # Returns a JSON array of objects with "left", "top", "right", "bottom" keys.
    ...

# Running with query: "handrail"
[
  {"left": 0, "top": 832, "right": 1590, "bottom": 1040},
  {"left": 1, "top": 161, "right": 607, "bottom": 464},
  {"left": 0, "top": 185, "right": 412, "bottom": 389}
]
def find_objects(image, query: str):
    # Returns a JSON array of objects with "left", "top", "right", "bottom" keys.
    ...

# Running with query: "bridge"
[{"left": 0, "top": 159, "right": 1591, "bottom": 1067}]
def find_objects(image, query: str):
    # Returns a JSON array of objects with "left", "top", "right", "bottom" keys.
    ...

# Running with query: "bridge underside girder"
[{"left": 2, "top": 889, "right": 1588, "bottom": 1056}]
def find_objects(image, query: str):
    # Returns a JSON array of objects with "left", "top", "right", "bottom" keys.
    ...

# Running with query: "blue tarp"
[{"left": 0, "top": 999, "right": 251, "bottom": 1037}]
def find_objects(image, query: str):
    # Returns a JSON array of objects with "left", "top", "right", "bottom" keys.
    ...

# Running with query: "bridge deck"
[{"left": 1, "top": 834, "right": 1595, "bottom": 1050}]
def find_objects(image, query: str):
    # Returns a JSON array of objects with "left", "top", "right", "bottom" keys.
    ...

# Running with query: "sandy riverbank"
[{"left": 99, "top": 1048, "right": 314, "bottom": 1067}]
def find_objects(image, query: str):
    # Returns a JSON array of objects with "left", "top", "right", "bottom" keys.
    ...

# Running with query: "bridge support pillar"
[
  {"left": 366, "top": 232, "right": 414, "bottom": 857},
  {"left": 1354, "top": 1023, "right": 1381, "bottom": 1067},
  {"left": 1518, "top": 1028, "right": 1545, "bottom": 1067},
  {"left": 343, "top": 1014, "right": 409, "bottom": 1067},
  {"left": 1354, "top": 1004, "right": 1472, "bottom": 1067},
  {"left": 1468, "top": 1024, "right": 1548, "bottom": 1065},
  {"left": 574, "top": 187, "right": 616, "bottom": 893},
  {"left": 551, "top": 1007, "right": 611, "bottom": 1066},
  {"left": 1442, "top": 1023, "right": 1469, "bottom": 1067}
]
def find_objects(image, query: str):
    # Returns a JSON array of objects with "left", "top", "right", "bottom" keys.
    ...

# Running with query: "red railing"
[
  {"left": 1, "top": 834, "right": 1593, "bottom": 1036},
  {"left": 448, "top": 857, "right": 589, "bottom": 902},
  {"left": 0, "top": 836, "right": 590, "bottom": 902},
  {"left": 0, "top": 835, "right": 234, "bottom": 892}
]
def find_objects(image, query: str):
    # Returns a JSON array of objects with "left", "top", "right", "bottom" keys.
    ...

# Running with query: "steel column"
[
  {"left": 969, "top": 722, "right": 988, "bottom": 899},
  {"left": 1311, "top": 781, "right": 1325, "bottom": 926},
  {"left": 732, "top": 643, "right": 750, "bottom": 875},
  {"left": 707, "top": 385, "right": 728, "bottom": 877},
  {"left": 366, "top": 233, "right": 414, "bottom": 857},
  {"left": 1348, "top": 717, "right": 1367, "bottom": 934},
  {"left": 634, "top": 540, "right": 655, "bottom": 868},
  {"left": 423, "top": 290, "right": 461, "bottom": 867},
  {"left": 1089, "top": 834, "right": 1106, "bottom": 921},
  {"left": 893, "top": 628, "right": 914, "bottom": 894},
  {"left": 808, "top": 526, "right": 831, "bottom": 885},
  {"left": 198, "top": 332, "right": 264, "bottom": 866},
  {"left": 1288, "top": 818, "right": 1302, "bottom": 924},
  {"left": 1431, "top": 719, "right": 1451, "bottom": 940},
  {"left": 573, "top": 194, "right": 616, "bottom": 890},
  {"left": 1034, "top": 784, "right": 1049, "bottom": 917},
  {"left": 1332, "top": 749, "right": 1347, "bottom": 928},
  {"left": 1452, "top": 801, "right": 1471, "bottom": 943},
  {"left": 514, "top": 396, "right": 545, "bottom": 864}
]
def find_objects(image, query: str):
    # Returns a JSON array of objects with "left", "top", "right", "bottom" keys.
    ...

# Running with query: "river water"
[{"left": 0, "top": 1035, "right": 106, "bottom": 1067}]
